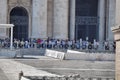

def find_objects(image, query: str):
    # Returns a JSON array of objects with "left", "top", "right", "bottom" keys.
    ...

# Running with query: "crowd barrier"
[
  {"left": 0, "top": 48, "right": 115, "bottom": 61},
  {"left": 0, "top": 48, "right": 45, "bottom": 58},
  {"left": 45, "top": 49, "right": 115, "bottom": 61},
  {"left": 21, "top": 76, "right": 115, "bottom": 80},
  {"left": 65, "top": 50, "right": 115, "bottom": 61}
]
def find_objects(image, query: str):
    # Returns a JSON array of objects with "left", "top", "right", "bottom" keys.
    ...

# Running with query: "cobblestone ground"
[{"left": 15, "top": 56, "right": 115, "bottom": 78}]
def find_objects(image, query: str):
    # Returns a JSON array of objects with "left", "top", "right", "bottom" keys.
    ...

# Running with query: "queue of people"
[{"left": 0, "top": 38, "right": 116, "bottom": 51}]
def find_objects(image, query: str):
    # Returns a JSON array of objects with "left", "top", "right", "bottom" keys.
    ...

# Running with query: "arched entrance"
[
  {"left": 10, "top": 7, "right": 28, "bottom": 40},
  {"left": 75, "top": 0, "right": 98, "bottom": 41}
]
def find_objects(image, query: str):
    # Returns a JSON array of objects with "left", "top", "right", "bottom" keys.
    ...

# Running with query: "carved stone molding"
[
  {"left": 8, "top": 0, "right": 31, "bottom": 8},
  {"left": 8, "top": 0, "right": 31, "bottom": 15}
]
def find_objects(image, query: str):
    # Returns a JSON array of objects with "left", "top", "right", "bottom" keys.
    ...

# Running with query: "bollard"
[{"left": 19, "top": 71, "right": 24, "bottom": 80}]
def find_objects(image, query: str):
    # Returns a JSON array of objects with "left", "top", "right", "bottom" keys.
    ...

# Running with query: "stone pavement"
[
  {"left": 0, "top": 68, "right": 9, "bottom": 80},
  {"left": 0, "top": 59, "right": 59, "bottom": 80},
  {"left": 15, "top": 56, "right": 115, "bottom": 78},
  {"left": 0, "top": 55, "right": 115, "bottom": 80}
]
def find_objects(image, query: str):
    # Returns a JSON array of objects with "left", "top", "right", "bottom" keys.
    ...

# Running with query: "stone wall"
[{"left": 112, "top": 26, "right": 120, "bottom": 80}]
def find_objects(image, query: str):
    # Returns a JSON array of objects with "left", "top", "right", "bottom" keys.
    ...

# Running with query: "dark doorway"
[
  {"left": 75, "top": 0, "right": 98, "bottom": 41},
  {"left": 10, "top": 7, "right": 28, "bottom": 40}
]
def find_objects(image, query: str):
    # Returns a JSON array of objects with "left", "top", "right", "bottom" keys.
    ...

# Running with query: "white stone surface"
[
  {"left": 0, "top": 0, "right": 7, "bottom": 38},
  {"left": 45, "top": 49, "right": 65, "bottom": 60},
  {"left": 53, "top": 0, "right": 69, "bottom": 39},
  {"left": 21, "top": 77, "right": 30, "bottom": 80},
  {"left": 32, "top": 0, "right": 47, "bottom": 38},
  {"left": 0, "top": 59, "right": 59, "bottom": 80}
]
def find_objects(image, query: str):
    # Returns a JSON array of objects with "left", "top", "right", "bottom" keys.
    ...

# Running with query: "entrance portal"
[
  {"left": 75, "top": 0, "right": 98, "bottom": 41},
  {"left": 10, "top": 7, "right": 28, "bottom": 40}
]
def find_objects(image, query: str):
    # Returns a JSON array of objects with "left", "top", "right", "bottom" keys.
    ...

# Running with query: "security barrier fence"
[{"left": 23, "top": 76, "right": 115, "bottom": 80}]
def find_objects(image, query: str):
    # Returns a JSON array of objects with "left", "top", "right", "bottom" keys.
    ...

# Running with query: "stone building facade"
[{"left": 0, "top": 0, "right": 117, "bottom": 42}]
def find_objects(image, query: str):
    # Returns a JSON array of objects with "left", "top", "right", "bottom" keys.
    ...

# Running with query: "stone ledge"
[{"left": 111, "top": 26, "right": 120, "bottom": 32}]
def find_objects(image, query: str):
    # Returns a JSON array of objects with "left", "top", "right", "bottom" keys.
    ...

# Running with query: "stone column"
[
  {"left": 98, "top": 0, "right": 105, "bottom": 42},
  {"left": 112, "top": 26, "right": 120, "bottom": 80},
  {"left": 0, "top": 0, "right": 7, "bottom": 38},
  {"left": 47, "top": 0, "right": 54, "bottom": 38},
  {"left": 32, "top": 0, "right": 47, "bottom": 39},
  {"left": 69, "top": 0, "right": 75, "bottom": 40},
  {"left": 53, "top": 0, "right": 69, "bottom": 39},
  {"left": 107, "top": 0, "right": 116, "bottom": 41},
  {"left": 97, "top": 0, "right": 105, "bottom": 50}
]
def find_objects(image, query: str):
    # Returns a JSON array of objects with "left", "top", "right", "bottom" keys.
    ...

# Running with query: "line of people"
[{"left": 0, "top": 38, "right": 116, "bottom": 51}]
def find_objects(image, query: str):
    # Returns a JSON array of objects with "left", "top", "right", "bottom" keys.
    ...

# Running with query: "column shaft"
[
  {"left": 32, "top": 0, "right": 47, "bottom": 39},
  {"left": 69, "top": 0, "right": 75, "bottom": 40},
  {"left": 53, "top": 0, "right": 69, "bottom": 39},
  {"left": 98, "top": 0, "right": 105, "bottom": 41},
  {"left": 0, "top": 0, "right": 7, "bottom": 38},
  {"left": 107, "top": 0, "right": 116, "bottom": 41},
  {"left": 47, "top": 0, "right": 54, "bottom": 38},
  {"left": 115, "top": 0, "right": 120, "bottom": 25}
]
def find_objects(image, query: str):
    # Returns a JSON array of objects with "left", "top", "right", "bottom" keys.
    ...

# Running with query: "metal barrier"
[{"left": 23, "top": 76, "right": 115, "bottom": 80}]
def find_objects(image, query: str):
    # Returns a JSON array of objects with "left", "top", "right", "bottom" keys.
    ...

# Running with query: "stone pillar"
[
  {"left": 98, "top": 0, "right": 105, "bottom": 42},
  {"left": 0, "top": 0, "right": 7, "bottom": 38},
  {"left": 69, "top": 0, "right": 75, "bottom": 40},
  {"left": 32, "top": 0, "right": 47, "bottom": 39},
  {"left": 53, "top": 0, "right": 69, "bottom": 39},
  {"left": 112, "top": 26, "right": 120, "bottom": 80},
  {"left": 47, "top": 0, "right": 54, "bottom": 38},
  {"left": 97, "top": 0, "right": 105, "bottom": 50},
  {"left": 107, "top": 0, "right": 116, "bottom": 41}
]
